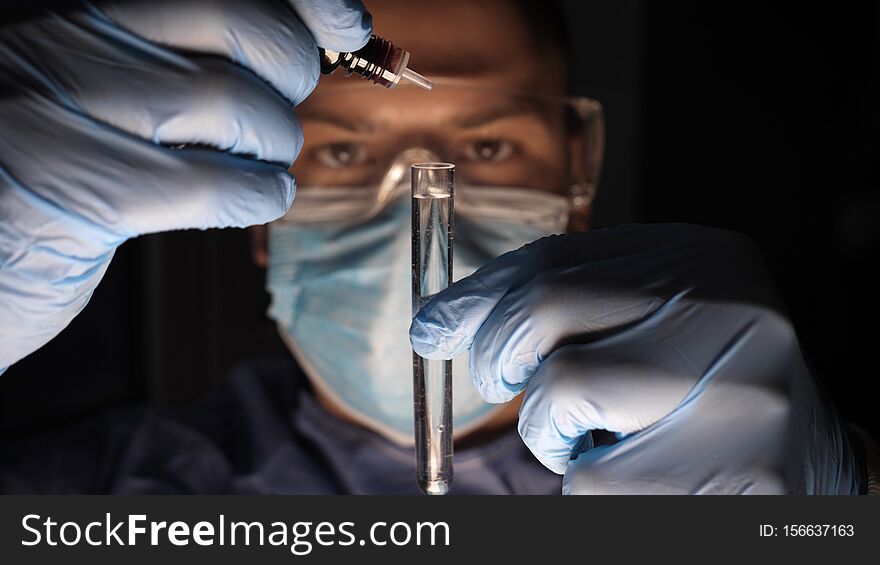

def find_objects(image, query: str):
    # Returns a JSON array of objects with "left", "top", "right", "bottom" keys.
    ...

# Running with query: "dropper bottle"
[{"left": 319, "top": 34, "right": 433, "bottom": 90}]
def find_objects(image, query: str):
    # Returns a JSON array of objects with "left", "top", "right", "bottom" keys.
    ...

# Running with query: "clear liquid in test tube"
[{"left": 411, "top": 163, "right": 454, "bottom": 495}]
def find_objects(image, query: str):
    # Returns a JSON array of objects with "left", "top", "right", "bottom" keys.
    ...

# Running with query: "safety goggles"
[{"left": 278, "top": 80, "right": 604, "bottom": 227}]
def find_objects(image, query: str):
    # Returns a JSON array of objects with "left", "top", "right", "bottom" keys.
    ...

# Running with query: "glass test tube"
[{"left": 411, "top": 163, "right": 455, "bottom": 495}]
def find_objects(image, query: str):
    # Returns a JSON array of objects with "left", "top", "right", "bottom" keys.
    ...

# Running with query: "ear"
[
  {"left": 249, "top": 225, "right": 269, "bottom": 268},
  {"left": 567, "top": 99, "right": 605, "bottom": 232}
]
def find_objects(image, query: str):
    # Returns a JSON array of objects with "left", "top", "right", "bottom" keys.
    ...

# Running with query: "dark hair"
[
  {"left": 512, "top": 0, "right": 569, "bottom": 55},
  {"left": 509, "top": 0, "right": 571, "bottom": 90}
]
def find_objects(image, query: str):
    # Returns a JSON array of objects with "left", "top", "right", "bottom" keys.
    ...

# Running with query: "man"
[{"left": 0, "top": 0, "right": 875, "bottom": 494}]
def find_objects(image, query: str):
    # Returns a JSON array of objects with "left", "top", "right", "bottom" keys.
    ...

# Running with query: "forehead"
[
  {"left": 309, "top": 0, "right": 564, "bottom": 98},
  {"left": 298, "top": 85, "right": 564, "bottom": 137}
]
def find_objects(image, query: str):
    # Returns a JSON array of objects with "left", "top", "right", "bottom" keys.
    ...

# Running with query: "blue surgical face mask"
[{"left": 267, "top": 185, "right": 569, "bottom": 444}]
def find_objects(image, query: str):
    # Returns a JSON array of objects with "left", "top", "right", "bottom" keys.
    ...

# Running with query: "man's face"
[
  {"left": 258, "top": 0, "right": 594, "bottom": 442},
  {"left": 291, "top": 0, "right": 572, "bottom": 195}
]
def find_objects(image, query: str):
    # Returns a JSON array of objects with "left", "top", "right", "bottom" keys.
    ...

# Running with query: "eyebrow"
[
  {"left": 451, "top": 100, "right": 551, "bottom": 129},
  {"left": 298, "top": 112, "right": 373, "bottom": 133}
]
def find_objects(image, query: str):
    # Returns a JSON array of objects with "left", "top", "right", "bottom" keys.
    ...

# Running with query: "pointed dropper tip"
[{"left": 401, "top": 67, "right": 434, "bottom": 90}]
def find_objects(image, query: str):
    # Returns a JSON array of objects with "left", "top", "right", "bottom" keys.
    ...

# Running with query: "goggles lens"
[{"left": 285, "top": 81, "right": 602, "bottom": 226}]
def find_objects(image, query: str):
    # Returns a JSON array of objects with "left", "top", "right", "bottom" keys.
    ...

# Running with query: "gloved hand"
[
  {"left": 0, "top": 0, "right": 371, "bottom": 370},
  {"left": 411, "top": 224, "right": 863, "bottom": 494}
]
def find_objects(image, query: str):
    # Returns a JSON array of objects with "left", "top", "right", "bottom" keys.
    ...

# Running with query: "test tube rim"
[{"left": 411, "top": 162, "right": 455, "bottom": 170}]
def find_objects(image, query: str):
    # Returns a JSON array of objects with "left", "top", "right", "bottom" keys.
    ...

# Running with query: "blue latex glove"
[
  {"left": 0, "top": 0, "right": 371, "bottom": 370},
  {"left": 411, "top": 224, "right": 863, "bottom": 494}
]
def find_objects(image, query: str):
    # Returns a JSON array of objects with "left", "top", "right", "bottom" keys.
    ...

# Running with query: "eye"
[
  {"left": 462, "top": 139, "right": 515, "bottom": 163},
  {"left": 313, "top": 142, "right": 367, "bottom": 168}
]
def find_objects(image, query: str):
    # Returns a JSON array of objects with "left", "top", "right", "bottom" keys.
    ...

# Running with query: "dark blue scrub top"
[{"left": 0, "top": 357, "right": 561, "bottom": 494}]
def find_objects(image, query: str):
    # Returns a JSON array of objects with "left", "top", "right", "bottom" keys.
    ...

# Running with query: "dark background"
[{"left": 2, "top": 1, "right": 878, "bottom": 439}]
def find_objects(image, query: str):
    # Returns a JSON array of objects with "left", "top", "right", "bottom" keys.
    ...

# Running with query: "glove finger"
[
  {"left": 0, "top": 95, "right": 295, "bottom": 237},
  {"left": 411, "top": 224, "right": 767, "bottom": 362},
  {"left": 517, "top": 342, "right": 696, "bottom": 474},
  {"left": 410, "top": 241, "right": 543, "bottom": 360},
  {"left": 97, "top": 0, "right": 326, "bottom": 105},
  {"left": 561, "top": 387, "right": 791, "bottom": 495},
  {"left": 3, "top": 10, "right": 305, "bottom": 164},
  {"left": 410, "top": 225, "right": 706, "bottom": 360},
  {"left": 468, "top": 260, "right": 681, "bottom": 403},
  {"left": 87, "top": 54, "right": 303, "bottom": 166},
  {"left": 518, "top": 300, "right": 796, "bottom": 476},
  {"left": 129, "top": 56, "right": 304, "bottom": 166},
  {"left": 287, "top": 0, "right": 373, "bottom": 52}
]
